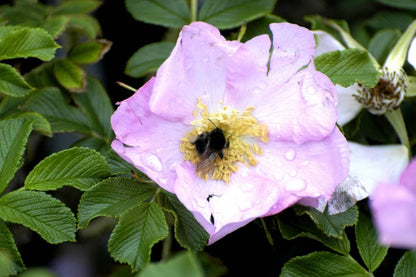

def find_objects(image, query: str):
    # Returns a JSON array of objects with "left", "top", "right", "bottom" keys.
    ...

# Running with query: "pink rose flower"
[
  {"left": 371, "top": 159, "right": 416, "bottom": 249},
  {"left": 111, "top": 22, "right": 349, "bottom": 244}
]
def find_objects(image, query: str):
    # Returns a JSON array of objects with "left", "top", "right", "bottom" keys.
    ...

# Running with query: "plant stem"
[
  {"left": 190, "top": 0, "right": 197, "bottom": 22},
  {"left": 385, "top": 108, "right": 411, "bottom": 156}
]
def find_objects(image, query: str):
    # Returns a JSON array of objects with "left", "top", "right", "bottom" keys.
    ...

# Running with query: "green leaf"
[
  {"left": 125, "top": 42, "right": 175, "bottom": 78},
  {"left": 2, "top": 112, "right": 52, "bottom": 137},
  {"left": 0, "top": 63, "right": 32, "bottom": 97},
  {"left": 26, "top": 63, "right": 60, "bottom": 88},
  {"left": 199, "top": 0, "right": 276, "bottom": 29},
  {"left": 302, "top": 206, "right": 359, "bottom": 237},
  {"left": 22, "top": 87, "right": 91, "bottom": 133},
  {"left": 13, "top": 112, "right": 52, "bottom": 137},
  {"left": 376, "top": 0, "right": 416, "bottom": 10},
  {"left": 0, "top": 190, "right": 76, "bottom": 244},
  {"left": 394, "top": 251, "right": 416, "bottom": 277},
  {"left": 278, "top": 210, "right": 350, "bottom": 255},
  {"left": 0, "top": 26, "right": 59, "bottom": 61},
  {"left": 314, "top": 48, "right": 380, "bottom": 88},
  {"left": 0, "top": 96, "right": 24, "bottom": 118},
  {"left": 355, "top": 212, "right": 389, "bottom": 272},
  {"left": 2, "top": 1, "right": 46, "bottom": 27},
  {"left": 305, "top": 15, "right": 350, "bottom": 44},
  {"left": 108, "top": 202, "right": 169, "bottom": 271},
  {"left": 158, "top": 191, "right": 209, "bottom": 252},
  {"left": 138, "top": 251, "right": 204, "bottom": 277},
  {"left": 18, "top": 268, "right": 58, "bottom": 277},
  {"left": 368, "top": 29, "right": 401, "bottom": 65},
  {"left": 0, "top": 117, "right": 33, "bottom": 194},
  {"left": 42, "top": 15, "right": 69, "bottom": 38},
  {"left": 366, "top": 11, "right": 414, "bottom": 32},
  {"left": 54, "top": 59, "right": 86, "bottom": 92},
  {"left": 78, "top": 177, "right": 157, "bottom": 228},
  {"left": 0, "top": 220, "right": 24, "bottom": 276},
  {"left": 103, "top": 147, "right": 136, "bottom": 175},
  {"left": 242, "top": 14, "right": 286, "bottom": 42},
  {"left": 280, "top": 251, "right": 369, "bottom": 277},
  {"left": 73, "top": 137, "right": 107, "bottom": 151},
  {"left": 52, "top": 0, "right": 102, "bottom": 15},
  {"left": 25, "top": 147, "right": 110, "bottom": 191},
  {"left": 126, "top": 0, "right": 190, "bottom": 28},
  {"left": 68, "top": 39, "right": 112, "bottom": 64},
  {"left": 67, "top": 14, "right": 101, "bottom": 39},
  {"left": 72, "top": 76, "right": 114, "bottom": 139}
]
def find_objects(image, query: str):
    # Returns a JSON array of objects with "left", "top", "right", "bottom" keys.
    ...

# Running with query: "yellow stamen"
[{"left": 180, "top": 98, "right": 269, "bottom": 183}]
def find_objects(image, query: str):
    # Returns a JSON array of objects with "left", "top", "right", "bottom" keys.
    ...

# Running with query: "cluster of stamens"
[
  {"left": 179, "top": 98, "right": 269, "bottom": 183},
  {"left": 354, "top": 66, "right": 407, "bottom": 115}
]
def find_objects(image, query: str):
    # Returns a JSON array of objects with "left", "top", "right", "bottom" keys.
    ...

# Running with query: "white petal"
[
  {"left": 408, "top": 37, "right": 416, "bottom": 70},
  {"left": 323, "top": 142, "right": 409, "bottom": 214},
  {"left": 313, "top": 30, "right": 345, "bottom": 55},
  {"left": 336, "top": 84, "right": 363, "bottom": 126},
  {"left": 348, "top": 142, "right": 409, "bottom": 194}
]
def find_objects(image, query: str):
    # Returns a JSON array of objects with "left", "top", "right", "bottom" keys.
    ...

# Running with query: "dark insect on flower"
[{"left": 192, "top": 120, "right": 229, "bottom": 176}]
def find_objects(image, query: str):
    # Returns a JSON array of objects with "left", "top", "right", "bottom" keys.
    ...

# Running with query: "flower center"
[
  {"left": 354, "top": 66, "right": 407, "bottom": 115},
  {"left": 180, "top": 99, "right": 269, "bottom": 183}
]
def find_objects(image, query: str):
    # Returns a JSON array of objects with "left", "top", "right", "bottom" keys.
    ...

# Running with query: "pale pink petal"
[
  {"left": 111, "top": 78, "right": 189, "bottom": 193},
  {"left": 224, "top": 34, "right": 271, "bottom": 110},
  {"left": 268, "top": 23, "right": 316, "bottom": 85},
  {"left": 149, "top": 21, "right": 241, "bottom": 122},
  {"left": 400, "top": 159, "right": 416, "bottom": 193},
  {"left": 174, "top": 162, "right": 283, "bottom": 244},
  {"left": 313, "top": 31, "right": 363, "bottom": 126},
  {"left": 253, "top": 63, "right": 338, "bottom": 143},
  {"left": 371, "top": 183, "right": 416, "bottom": 248},
  {"left": 257, "top": 127, "right": 350, "bottom": 215}
]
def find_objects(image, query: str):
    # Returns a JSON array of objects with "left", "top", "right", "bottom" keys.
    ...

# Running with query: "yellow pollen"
[{"left": 180, "top": 98, "right": 269, "bottom": 183}]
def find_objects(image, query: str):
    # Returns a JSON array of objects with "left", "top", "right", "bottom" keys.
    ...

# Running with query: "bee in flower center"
[{"left": 192, "top": 119, "right": 229, "bottom": 176}]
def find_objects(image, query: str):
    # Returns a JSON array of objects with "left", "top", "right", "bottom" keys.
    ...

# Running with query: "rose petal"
[
  {"left": 400, "top": 159, "right": 416, "bottom": 194},
  {"left": 268, "top": 23, "right": 316, "bottom": 85},
  {"left": 224, "top": 34, "right": 271, "bottom": 110},
  {"left": 174, "top": 162, "right": 283, "bottom": 244},
  {"left": 371, "top": 183, "right": 416, "bottom": 248},
  {"left": 257, "top": 127, "right": 349, "bottom": 215},
  {"left": 149, "top": 21, "right": 241, "bottom": 122},
  {"left": 348, "top": 142, "right": 409, "bottom": 194},
  {"left": 111, "top": 78, "right": 189, "bottom": 193},
  {"left": 252, "top": 63, "right": 338, "bottom": 143}
]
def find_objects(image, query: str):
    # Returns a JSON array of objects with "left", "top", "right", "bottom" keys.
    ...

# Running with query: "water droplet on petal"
[
  {"left": 285, "top": 148, "right": 296, "bottom": 161},
  {"left": 301, "top": 160, "right": 309, "bottom": 166},
  {"left": 289, "top": 170, "right": 297, "bottom": 177},
  {"left": 141, "top": 153, "right": 162, "bottom": 172},
  {"left": 158, "top": 177, "right": 168, "bottom": 186},
  {"left": 286, "top": 179, "right": 307, "bottom": 192}
]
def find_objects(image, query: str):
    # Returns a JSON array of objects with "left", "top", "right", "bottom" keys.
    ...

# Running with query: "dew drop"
[
  {"left": 141, "top": 153, "right": 162, "bottom": 172},
  {"left": 301, "top": 160, "right": 309, "bottom": 166},
  {"left": 286, "top": 179, "right": 307, "bottom": 192},
  {"left": 158, "top": 177, "right": 168, "bottom": 186},
  {"left": 289, "top": 170, "right": 297, "bottom": 177},
  {"left": 285, "top": 148, "right": 296, "bottom": 161}
]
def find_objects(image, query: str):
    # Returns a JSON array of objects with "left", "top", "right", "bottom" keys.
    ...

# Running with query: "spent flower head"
[{"left": 111, "top": 22, "right": 349, "bottom": 243}]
